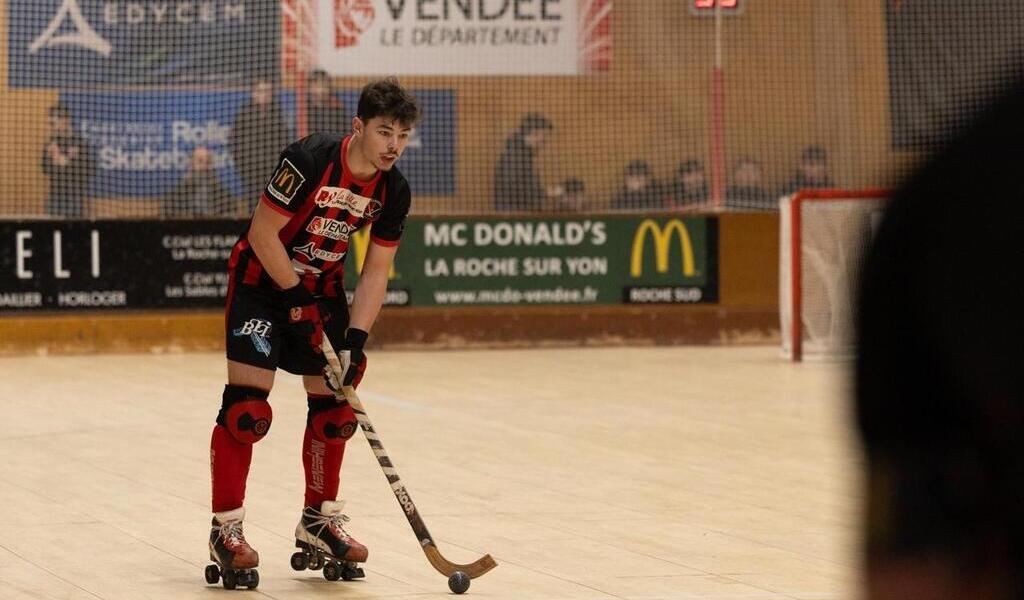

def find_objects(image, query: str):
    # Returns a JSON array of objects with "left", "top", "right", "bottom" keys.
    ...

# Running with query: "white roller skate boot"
[
  {"left": 290, "top": 499, "right": 367, "bottom": 581},
  {"left": 205, "top": 507, "right": 259, "bottom": 590}
]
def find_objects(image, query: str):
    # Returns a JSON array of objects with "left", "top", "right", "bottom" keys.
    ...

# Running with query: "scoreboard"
[{"left": 689, "top": 0, "right": 745, "bottom": 16}]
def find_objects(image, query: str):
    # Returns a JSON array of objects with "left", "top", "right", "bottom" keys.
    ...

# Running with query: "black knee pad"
[
  {"left": 217, "top": 385, "right": 272, "bottom": 444},
  {"left": 307, "top": 394, "right": 357, "bottom": 445}
]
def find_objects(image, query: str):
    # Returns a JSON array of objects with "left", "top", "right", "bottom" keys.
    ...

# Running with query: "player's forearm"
[
  {"left": 348, "top": 267, "right": 389, "bottom": 333},
  {"left": 248, "top": 224, "right": 300, "bottom": 290}
]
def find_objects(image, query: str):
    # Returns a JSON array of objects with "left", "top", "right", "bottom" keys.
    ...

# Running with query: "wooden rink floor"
[{"left": 0, "top": 346, "right": 860, "bottom": 600}]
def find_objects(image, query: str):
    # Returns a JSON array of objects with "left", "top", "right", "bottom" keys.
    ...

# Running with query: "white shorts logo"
[
  {"left": 314, "top": 186, "right": 373, "bottom": 217},
  {"left": 306, "top": 216, "right": 355, "bottom": 241},
  {"left": 30, "top": 0, "right": 112, "bottom": 56}
]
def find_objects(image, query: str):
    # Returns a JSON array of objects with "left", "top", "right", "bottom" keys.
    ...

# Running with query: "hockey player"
[{"left": 206, "top": 77, "right": 420, "bottom": 588}]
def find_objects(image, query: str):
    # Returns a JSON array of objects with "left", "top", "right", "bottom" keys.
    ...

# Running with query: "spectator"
[
  {"left": 611, "top": 160, "right": 663, "bottom": 211},
  {"left": 164, "top": 147, "right": 234, "bottom": 218},
  {"left": 231, "top": 78, "right": 290, "bottom": 212},
  {"left": 307, "top": 69, "right": 346, "bottom": 135},
  {"left": 725, "top": 158, "right": 774, "bottom": 210},
  {"left": 667, "top": 160, "right": 709, "bottom": 208},
  {"left": 40, "top": 103, "right": 95, "bottom": 218},
  {"left": 494, "top": 113, "right": 554, "bottom": 212},
  {"left": 779, "top": 145, "right": 834, "bottom": 197},
  {"left": 551, "top": 178, "right": 587, "bottom": 212}
]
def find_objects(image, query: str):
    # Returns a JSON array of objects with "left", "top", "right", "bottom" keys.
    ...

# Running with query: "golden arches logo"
[
  {"left": 630, "top": 219, "right": 696, "bottom": 278},
  {"left": 349, "top": 228, "right": 397, "bottom": 279}
]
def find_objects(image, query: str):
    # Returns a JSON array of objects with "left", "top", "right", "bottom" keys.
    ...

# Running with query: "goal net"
[{"left": 780, "top": 190, "right": 888, "bottom": 361}]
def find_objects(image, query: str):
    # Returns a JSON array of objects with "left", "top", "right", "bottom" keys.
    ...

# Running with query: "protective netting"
[
  {"left": 780, "top": 192, "right": 888, "bottom": 361},
  {"left": 2, "top": 1, "right": 1023, "bottom": 219}
]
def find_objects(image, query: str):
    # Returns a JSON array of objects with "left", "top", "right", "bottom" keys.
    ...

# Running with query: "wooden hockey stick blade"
[{"left": 424, "top": 544, "right": 498, "bottom": 579}]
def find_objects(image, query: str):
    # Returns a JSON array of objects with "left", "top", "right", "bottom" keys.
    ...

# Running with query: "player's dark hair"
[
  {"left": 519, "top": 113, "right": 553, "bottom": 135},
  {"left": 626, "top": 160, "right": 651, "bottom": 176},
  {"left": 801, "top": 145, "right": 827, "bottom": 163},
  {"left": 678, "top": 159, "right": 704, "bottom": 176},
  {"left": 308, "top": 69, "right": 329, "bottom": 84},
  {"left": 564, "top": 178, "right": 585, "bottom": 194},
  {"left": 48, "top": 104, "right": 70, "bottom": 119},
  {"left": 357, "top": 77, "right": 421, "bottom": 128}
]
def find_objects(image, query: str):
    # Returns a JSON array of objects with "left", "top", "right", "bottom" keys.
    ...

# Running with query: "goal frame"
[{"left": 785, "top": 188, "right": 889, "bottom": 362}]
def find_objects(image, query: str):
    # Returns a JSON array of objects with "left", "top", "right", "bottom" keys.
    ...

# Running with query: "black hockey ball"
[{"left": 448, "top": 570, "right": 470, "bottom": 594}]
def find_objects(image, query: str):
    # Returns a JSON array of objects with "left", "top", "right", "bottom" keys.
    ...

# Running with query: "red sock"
[
  {"left": 302, "top": 425, "right": 346, "bottom": 507},
  {"left": 210, "top": 424, "right": 253, "bottom": 513}
]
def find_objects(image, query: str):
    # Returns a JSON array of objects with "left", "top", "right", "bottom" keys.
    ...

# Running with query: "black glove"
[
  {"left": 329, "top": 327, "right": 368, "bottom": 390},
  {"left": 282, "top": 283, "right": 323, "bottom": 354}
]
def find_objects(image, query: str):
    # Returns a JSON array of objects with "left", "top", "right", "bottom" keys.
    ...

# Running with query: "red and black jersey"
[{"left": 228, "top": 133, "right": 411, "bottom": 297}]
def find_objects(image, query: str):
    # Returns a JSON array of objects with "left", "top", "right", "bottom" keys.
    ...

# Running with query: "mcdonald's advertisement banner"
[
  {"left": 345, "top": 216, "right": 719, "bottom": 307},
  {"left": 0, "top": 216, "right": 717, "bottom": 312}
]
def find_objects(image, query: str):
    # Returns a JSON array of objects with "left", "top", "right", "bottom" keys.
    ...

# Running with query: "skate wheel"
[
  {"left": 341, "top": 565, "right": 365, "bottom": 581},
  {"left": 323, "top": 562, "right": 341, "bottom": 581},
  {"left": 290, "top": 551, "right": 309, "bottom": 571},
  {"left": 204, "top": 564, "right": 220, "bottom": 584},
  {"left": 222, "top": 569, "right": 237, "bottom": 590},
  {"left": 245, "top": 570, "right": 259, "bottom": 589},
  {"left": 309, "top": 554, "right": 325, "bottom": 570}
]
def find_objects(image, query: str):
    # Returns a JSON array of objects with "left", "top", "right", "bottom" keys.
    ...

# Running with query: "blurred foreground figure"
[{"left": 857, "top": 84, "right": 1024, "bottom": 599}]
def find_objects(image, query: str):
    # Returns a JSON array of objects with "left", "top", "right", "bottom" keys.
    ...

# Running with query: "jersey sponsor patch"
[
  {"left": 293, "top": 242, "right": 345, "bottom": 263},
  {"left": 364, "top": 198, "right": 383, "bottom": 220},
  {"left": 313, "top": 186, "right": 374, "bottom": 217},
  {"left": 267, "top": 158, "right": 306, "bottom": 204},
  {"left": 306, "top": 216, "right": 355, "bottom": 241}
]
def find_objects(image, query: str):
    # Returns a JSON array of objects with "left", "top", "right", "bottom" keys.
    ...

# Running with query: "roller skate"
[
  {"left": 205, "top": 507, "right": 260, "bottom": 590},
  {"left": 290, "top": 499, "right": 368, "bottom": 581}
]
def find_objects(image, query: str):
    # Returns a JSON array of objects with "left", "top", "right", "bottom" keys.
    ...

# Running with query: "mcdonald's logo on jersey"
[
  {"left": 267, "top": 158, "right": 305, "bottom": 204},
  {"left": 630, "top": 219, "right": 696, "bottom": 278}
]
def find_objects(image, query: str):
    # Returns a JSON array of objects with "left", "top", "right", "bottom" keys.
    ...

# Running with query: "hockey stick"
[{"left": 321, "top": 339, "right": 498, "bottom": 580}]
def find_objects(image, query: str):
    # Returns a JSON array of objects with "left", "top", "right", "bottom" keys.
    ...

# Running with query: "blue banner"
[
  {"left": 61, "top": 90, "right": 266, "bottom": 198},
  {"left": 8, "top": 1, "right": 279, "bottom": 88},
  {"left": 62, "top": 88, "right": 456, "bottom": 199}
]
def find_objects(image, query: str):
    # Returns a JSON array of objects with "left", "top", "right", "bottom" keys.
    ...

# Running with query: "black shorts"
[{"left": 225, "top": 284, "right": 349, "bottom": 376}]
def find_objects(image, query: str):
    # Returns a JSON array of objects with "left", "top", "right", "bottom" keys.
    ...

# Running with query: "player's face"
[
  {"left": 252, "top": 83, "right": 273, "bottom": 106},
  {"left": 801, "top": 159, "right": 827, "bottom": 182},
  {"left": 356, "top": 116, "right": 412, "bottom": 172}
]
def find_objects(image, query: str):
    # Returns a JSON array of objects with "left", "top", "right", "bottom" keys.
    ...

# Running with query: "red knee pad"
[
  {"left": 307, "top": 394, "right": 357, "bottom": 445},
  {"left": 218, "top": 385, "right": 272, "bottom": 444}
]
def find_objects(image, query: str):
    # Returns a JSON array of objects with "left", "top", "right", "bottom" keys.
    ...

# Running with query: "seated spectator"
[
  {"left": 725, "top": 157, "right": 774, "bottom": 210},
  {"left": 164, "top": 147, "right": 234, "bottom": 218},
  {"left": 549, "top": 177, "right": 587, "bottom": 212},
  {"left": 494, "top": 113, "right": 554, "bottom": 212},
  {"left": 667, "top": 160, "right": 709, "bottom": 208},
  {"left": 307, "top": 69, "right": 346, "bottom": 134},
  {"left": 41, "top": 103, "right": 95, "bottom": 218},
  {"left": 779, "top": 145, "right": 834, "bottom": 197},
  {"left": 611, "top": 160, "right": 663, "bottom": 211}
]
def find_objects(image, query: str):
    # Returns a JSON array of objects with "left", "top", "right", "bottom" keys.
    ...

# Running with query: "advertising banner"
[
  {"left": 7, "top": 0, "right": 279, "bottom": 88},
  {"left": 345, "top": 215, "right": 719, "bottom": 307},
  {"left": 0, "top": 216, "right": 716, "bottom": 312},
  {"left": 314, "top": 0, "right": 612, "bottom": 76},
  {"left": 62, "top": 90, "right": 251, "bottom": 198},
  {"left": 0, "top": 220, "right": 245, "bottom": 311},
  {"left": 60, "top": 87, "right": 455, "bottom": 199}
]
